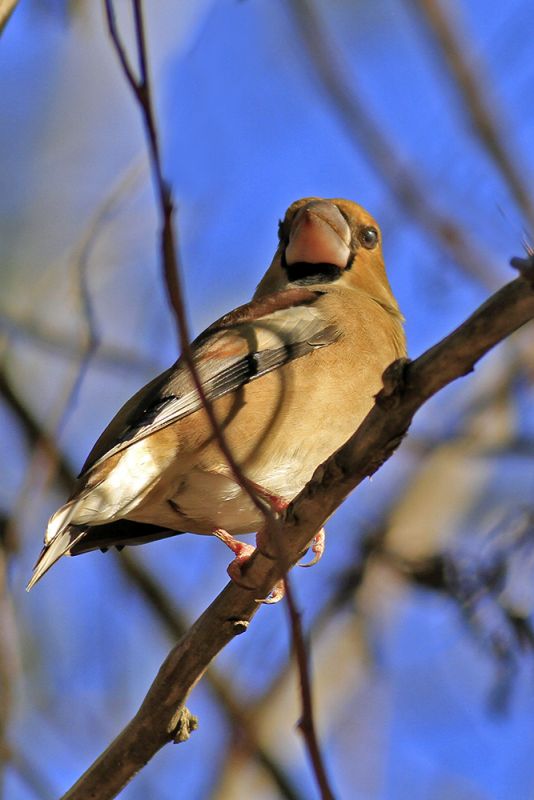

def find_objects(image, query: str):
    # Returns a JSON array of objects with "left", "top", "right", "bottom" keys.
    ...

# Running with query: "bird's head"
[{"left": 254, "top": 197, "right": 399, "bottom": 312}]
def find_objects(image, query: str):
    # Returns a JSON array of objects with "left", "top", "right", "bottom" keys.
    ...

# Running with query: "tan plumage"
[{"left": 27, "top": 198, "right": 405, "bottom": 590}]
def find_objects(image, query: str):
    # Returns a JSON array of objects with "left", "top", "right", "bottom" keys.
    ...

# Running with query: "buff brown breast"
[{"left": 27, "top": 197, "right": 405, "bottom": 591}]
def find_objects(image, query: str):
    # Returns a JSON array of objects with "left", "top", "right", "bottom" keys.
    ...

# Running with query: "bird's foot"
[
  {"left": 299, "top": 527, "right": 326, "bottom": 568},
  {"left": 212, "top": 528, "right": 256, "bottom": 589},
  {"left": 212, "top": 527, "right": 285, "bottom": 603}
]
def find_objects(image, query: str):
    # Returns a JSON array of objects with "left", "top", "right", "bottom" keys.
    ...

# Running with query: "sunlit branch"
[
  {"left": 0, "top": 0, "right": 19, "bottom": 34},
  {"left": 61, "top": 256, "right": 534, "bottom": 799},
  {"left": 118, "top": 550, "right": 307, "bottom": 800},
  {"left": 283, "top": 577, "right": 336, "bottom": 800},
  {"left": 0, "top": 369, "right": 302, "bottom": 800}
]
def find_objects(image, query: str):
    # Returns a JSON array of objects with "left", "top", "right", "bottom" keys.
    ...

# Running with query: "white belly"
[{"left": 128, "top": 449, "right": 318, "bottom": 536}]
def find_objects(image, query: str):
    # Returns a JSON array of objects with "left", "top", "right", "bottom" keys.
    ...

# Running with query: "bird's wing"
[{"left": 82, "top": 288, "right": 340, "bottom": 473}]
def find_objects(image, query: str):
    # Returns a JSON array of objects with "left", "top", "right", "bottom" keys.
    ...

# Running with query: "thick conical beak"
[{"left": 285, "top": 201, "right": 351, "bottom": 267}]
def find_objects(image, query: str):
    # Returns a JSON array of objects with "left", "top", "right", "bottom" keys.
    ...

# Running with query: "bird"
[{"left": 27, "top": 197, "right": 406, "bottom": 593}]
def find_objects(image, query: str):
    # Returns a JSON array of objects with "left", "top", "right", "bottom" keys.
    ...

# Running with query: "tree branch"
[
  {"left": 283, "top": 578, "right": 336, "bottom": 800},
  {"left": 287, "top": 0, "right": 504, "bottom": 289},
  {"left": 406, "top": 0, "right": 534, "bottom": 231},
  {"left": 61, "top": 257, "right": 534, "bottom": 799},
  {"left": 0, "top": 370, "right": 304, "bottom": 799},
  {"left": 103, "top": 3, "right": 328, "bottom": 792},
  {"left": 103, "top": 0, "right": 273, "bottom": 524},
  {"left": 0, "top": 0, "right": 19, "bottom": 34},
  {"left": 118, "top": 550, "right": 308, "bottom": 800}
]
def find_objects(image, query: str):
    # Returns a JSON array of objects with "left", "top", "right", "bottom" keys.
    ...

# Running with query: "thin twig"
[
  {"left": 61, "top": 257, "right": 534, "bottom": 799},
  {"left": 253, "top": 522, "right": 391, "bottom": 718},
  {"left": 103, "top": 6, "right": 328, "bottom": 792},
  {"left": 283, "top": 578, "right": 336, "bottom": 800},
  {"left": 406, "top": 0, "right": 534, "bottom": 231},
  {"left": 0, "top": 366, "right": 304, "bottom": 800},
  {"left": 0, "top": 308, "right": 156, "bottom": 373},
  {"left": 103, "top": 0, "right": 273, "bottom": 525},
  {"left": 118, "top": 550, "right": 307, "bottom": 800},
  {"left": 287, "top": 0, "right": 504, "bottom": 290}
]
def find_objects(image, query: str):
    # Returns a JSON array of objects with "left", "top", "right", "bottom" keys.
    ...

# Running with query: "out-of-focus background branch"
[
  {"left": 0, "top": 0, "right": 19, "bottom": 33},
  {"left": 1, "top": 1, "right": 534, "bottom": 798}
]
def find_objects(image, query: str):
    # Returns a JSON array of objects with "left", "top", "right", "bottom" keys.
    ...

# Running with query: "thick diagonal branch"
[{"left": 61, "top": 258, "right": 534, "bottom": 800}]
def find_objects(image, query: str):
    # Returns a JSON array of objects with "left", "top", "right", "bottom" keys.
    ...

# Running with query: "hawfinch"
[{"left": 27, "top": 198, "right": 405, "bottom": 591}]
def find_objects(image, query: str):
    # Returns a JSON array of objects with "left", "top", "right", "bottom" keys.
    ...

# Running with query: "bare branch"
[
  {"left": 118, "top": 550, "right": 307, "bottom": 800},
  {"left": 103, "top": 0, "right": 273, "bottom": 524},
  {"left": 283, "top": 578, "right": 336, "bottom": 800},
  {"left": 406, "top": 0, "right": 534, "bottom": 231},
  {"left": 287, "top": 0, "right": 504, "bottom": 289},
  {"left": 103, "top": 0, "right": 141, "bottom": 99},
  {"left": 103, "top": 5, "right": 330, "bottom": 788},
  {"left": 0, "top": 371, "right": 75, "bottom": 493},
  {"left": 61, "top": 258, "right": 534, "bottom": 799},
  {"left": 0, "top": 366, "right": 303, "bottom": 800},
  {"left": 0, "top": 0, "right": 19, "bottom": 34}
]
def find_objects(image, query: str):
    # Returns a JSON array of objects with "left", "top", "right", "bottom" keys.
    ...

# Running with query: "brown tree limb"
[
  {"left": 0, "top": 0, "right": 19, "bottom": 34},
  {"left": 0, "top": 371, "right": 303, "bottom": 800},
  {"left": 118, "top": 550, "right": 307, "bottom": 800},
  {"left": 60, "top": 257, "right": 534, "bottom": 799},
  {"left": 248, "top": 346, "right": 528, "bottom": 717}
]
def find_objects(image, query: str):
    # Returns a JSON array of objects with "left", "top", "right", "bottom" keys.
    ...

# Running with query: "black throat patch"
[{"left": 283, "top": 260, "right": 343, "bottom": 286}]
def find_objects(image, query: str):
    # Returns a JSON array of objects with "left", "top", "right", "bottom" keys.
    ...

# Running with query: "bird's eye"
[
  {"left": 359, "top": 226, "right": 379, "bottom": 249},
  {"left": 278, "top": 219, "right": 285, "bottom": 241}
]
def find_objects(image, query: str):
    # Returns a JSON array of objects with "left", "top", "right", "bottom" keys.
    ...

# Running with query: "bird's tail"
[
  {"left": 27, "top": 452, "right": 164, "bottom": 589},
  {"left": 26, "top": 499, "right": 89, "bottom": 591}
]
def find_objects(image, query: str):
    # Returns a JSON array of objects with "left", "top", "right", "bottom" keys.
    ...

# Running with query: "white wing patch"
[
  {"left": 86, "top": 301, "right": 339, "bottom": 472},
  {"left": 45, "top": 438, "right": 172, "bottom": 546}
]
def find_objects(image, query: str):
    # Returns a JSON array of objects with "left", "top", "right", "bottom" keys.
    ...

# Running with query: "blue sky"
[{"left": 1, "top": 1, "right": 534, "bottom": 798}]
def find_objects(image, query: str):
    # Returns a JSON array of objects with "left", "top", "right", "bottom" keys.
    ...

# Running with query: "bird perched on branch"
[{"left": 27, "top": 197, "right": 405, "bottom": 593}]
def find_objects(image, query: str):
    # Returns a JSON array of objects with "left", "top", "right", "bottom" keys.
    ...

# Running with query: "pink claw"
[
  {"left": 256, "top": 581, "right": 285, "bottom": 604},
  {"left": 299, "top": 528, "right": 326, "bottom": 568}
]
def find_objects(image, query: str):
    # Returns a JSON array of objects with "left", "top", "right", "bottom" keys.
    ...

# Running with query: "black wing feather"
[{"left": 83, "top": 294, "right": 339, "bottom": 473}]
